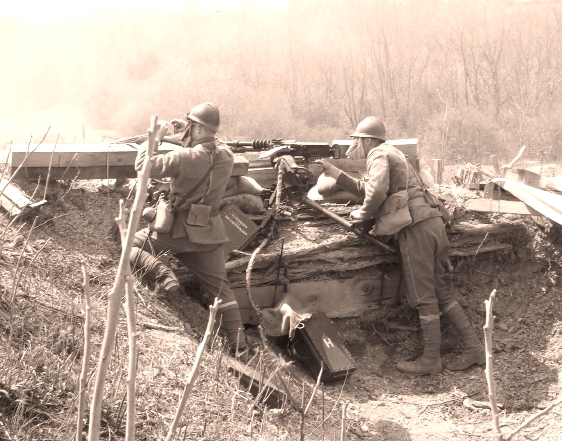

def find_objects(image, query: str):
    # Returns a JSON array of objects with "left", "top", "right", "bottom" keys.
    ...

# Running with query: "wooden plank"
[
  {"left": 8, "top": 143, "right": 249, "bottom": 180},
  {"left": 246, "top": 167, "right": 278, "bottom": 188},
  {"left": 225, "top": 357, "right": 287, "bottom": 409},
  {"left": 0, "top": 177, "right": 46, "bottom": 219},
  {"left": 232, "top": 275, "right": 403, "bottom": 325},
  {"left": 465, "top": 199, "right": 541, "bottom": 216},
  {"left": 0, "top": 178, "right": 33, "bottom": 209}
]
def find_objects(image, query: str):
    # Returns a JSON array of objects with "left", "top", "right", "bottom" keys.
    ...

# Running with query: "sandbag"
[
  {"left": 223, "top": 176, "right": 264, "bottom": 197},
  {"left": 317, "top": 172, "right": 340, "bottom": 196},
  {"left": 220, "top": 193, "right": 265, "bottom": 215}
]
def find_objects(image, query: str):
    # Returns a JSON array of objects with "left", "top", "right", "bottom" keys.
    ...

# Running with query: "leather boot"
[
  {"left": 217, "top": 304, "right": 248, "bottom": 357},
  {"left": 442, "top": 303, "right": 485, "bottom": 370},
  {"left": 130, "top": 247, "right": 180, "bottom": 295},
  {"left": 397, "top": 318, "right": 442, "bottom": 376}
]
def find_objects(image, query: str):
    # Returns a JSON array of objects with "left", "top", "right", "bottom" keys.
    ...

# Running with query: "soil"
[{"left": 3, "top": 172, "right": 562, "bottom": 441}]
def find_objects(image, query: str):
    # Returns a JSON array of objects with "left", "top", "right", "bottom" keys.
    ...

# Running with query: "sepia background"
[{"left": 1, "top": 0, "right": 561, "bottom": 164}]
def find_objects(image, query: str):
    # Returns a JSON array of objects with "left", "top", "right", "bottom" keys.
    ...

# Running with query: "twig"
[
  {"left": 483, "top": 289, "right": 501, "bottom": 435},
  {"left": 8, "top": 216, "right": 39, "bottom": 345},
  {"left": 475, "top": 232, "right": 489, "bottom": 255},
  {"left": 340, "top": 401, "right": 348, "bottom": 441},
  {"left": 43, "top": 134, "right": 59, "bottom": 201},
  {"left": 304, "top": 362, "right": 323, "bottom": 415},
  {"left": 141, "top": 322, "right": 181, "bottom": 332},
  {"left": 245, "top": 222, "right": 275, "bottom": 320},
  {"left": 502, "top": 396, "right": 562, "bottom": 440},
  {"left": 76, "top": 265, "right": 92, "bottom": 441},
  {"left": 165, "top": 298, "right": 222, "bottom": 441},
  {"left": 116, "top": 200, "right": 139, "bottom": 441}
]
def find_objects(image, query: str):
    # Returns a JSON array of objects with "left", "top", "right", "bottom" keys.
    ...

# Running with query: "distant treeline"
[{"left": 1, "top": 0, "right": 561, "bottom": 164}]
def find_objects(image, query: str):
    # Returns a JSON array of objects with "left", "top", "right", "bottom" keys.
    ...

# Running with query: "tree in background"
[{"left": 1, "top": 0, "right": 561, "bottom": 163}]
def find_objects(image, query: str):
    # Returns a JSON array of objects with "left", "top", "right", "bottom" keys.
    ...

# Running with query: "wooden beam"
[
  {"left": 232, "top": 275, "right": 403, "bottom": 325},
  {"left": 7, "top": 143, "right": 249, "bottom": 180},
  {"left": 225, "top": 357, "right": 287, "bottom": 409},
  {"left": 465, "top": 199, "right": 541, "bottom": 216}
]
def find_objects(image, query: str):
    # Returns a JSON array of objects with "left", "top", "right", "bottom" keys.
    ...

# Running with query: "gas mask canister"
[{"left": 345, "top": 138, "right": 367, "bottom": 161}]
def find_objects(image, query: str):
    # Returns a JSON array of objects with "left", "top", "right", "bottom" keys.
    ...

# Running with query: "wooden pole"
[
  {"left": 483, "top": 289, "right": 502, "bottom": 436},
  {"left": 76, "top": 265, "right": 92, "bottom": 441},
  {"left": 165, "top": 298, "right": 222, "bottom": 441},
  {"left": 87, "top": 116, "right": 165, "bottom": 441}
]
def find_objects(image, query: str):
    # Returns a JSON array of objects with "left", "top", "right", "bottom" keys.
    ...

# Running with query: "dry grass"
[{"left": 0, "top": 176, "right": 351, "bottom": 441}]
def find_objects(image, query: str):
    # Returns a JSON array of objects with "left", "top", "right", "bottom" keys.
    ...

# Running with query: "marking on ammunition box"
[
  {"left": 225, "top": 214, "right": 249, "bottom": 235},
  {"left": 323, "top": 338, "right": 334, "bottom": 348}
]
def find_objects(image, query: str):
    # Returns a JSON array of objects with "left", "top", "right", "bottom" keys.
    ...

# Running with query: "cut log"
[{"left": 7, "top": 144, "right": 249, "bottom": 180}]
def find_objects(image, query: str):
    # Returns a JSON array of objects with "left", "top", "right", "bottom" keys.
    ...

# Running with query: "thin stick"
[
  {"left": 165, "top": 298, "right": 222, "bottom": 441},
  {"left": 503, "top": 396, "right": 562, "bottom": 440},
  {"left": 340, "top": 401, "right": 348, "bottom": 441},
  {"left": 76, "top": 265, "right": 92, "bottom": 441},
  {"left": 88, "top": 116, "right": 163, "bottom": 441},
  {"left": 43, "top": 134, "right": 59, "bottom": 201},
  {"left": 245, "top": 224, "right": 274, "bottom": 319},
  {"left": 483, "top": 289, "right": 501, "bottom": 435},
  {"left": 116, "top": 200, "right": 139, "bottom": 441}
]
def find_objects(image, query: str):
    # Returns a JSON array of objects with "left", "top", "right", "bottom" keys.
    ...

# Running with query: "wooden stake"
[
  {"left": 76, "top": 265, "right": 92, "bottom": 441},
  {"left": 165, "top": 298, "right": 222, "bottom": 441},
  {"left": 483, "top": 289, "right": 501, "bottom": 435},
  {"left": 87, "top": 116, "right": 164, "bottom": 441}
]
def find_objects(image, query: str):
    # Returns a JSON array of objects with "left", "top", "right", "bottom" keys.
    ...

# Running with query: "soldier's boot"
[
  {"left": 218, "top": 304, "right": 249, "bottom": 362},
  {"left": 129, "top": 247, "right": 180, "bottom": 295},
  {"left": 397, "top": 318, "right": 442, "bottom": 376},
  {"left": 442, "top": 303, "right": 485, "bottom": 370}
]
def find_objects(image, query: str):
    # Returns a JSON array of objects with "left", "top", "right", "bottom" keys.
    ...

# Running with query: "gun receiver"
[{"left": 226, "top": 139, "right": 341, "bottom": 164}]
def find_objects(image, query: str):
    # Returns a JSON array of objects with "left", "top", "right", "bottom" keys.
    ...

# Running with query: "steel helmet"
[
  {"left": 187, "top": 102, "right": 220, "bottom": 132},
  {"left": 351, "top": 117, "right": 386, "bottom": 140}
]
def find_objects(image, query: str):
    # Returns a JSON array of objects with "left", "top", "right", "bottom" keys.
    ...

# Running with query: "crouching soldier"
[
  {"left": 318, "top": 117, "right": 485, "bottom": 375},
  {"left": 129, "top": 102, "right": 248, "bottom": 360}
]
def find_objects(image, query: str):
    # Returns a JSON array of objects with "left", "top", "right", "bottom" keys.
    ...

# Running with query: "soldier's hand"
[
  {"left": 316, "top": 159, "right": 341, "bottom": 180},
  {"left": 349, "top": 209, "right": 364, "bottom": 220},
  {"left": 169, "top": 118, "right": 188, "bottom": 133}
]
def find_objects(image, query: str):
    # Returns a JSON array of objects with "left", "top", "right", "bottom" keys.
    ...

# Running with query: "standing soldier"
[
  {"left": 130, "top": 102, "right": 248, "bottom": 360},
  {"left": 318, "top": 117, "right": 484, "bottom": 375}
]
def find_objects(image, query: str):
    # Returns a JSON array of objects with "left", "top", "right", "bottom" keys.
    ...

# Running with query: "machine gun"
[
  {"left": 225, "top": 139, "right": 341, "bottom": 165},
  {"left": 114, "top": 135, "right": 341, "bottom": 165}
]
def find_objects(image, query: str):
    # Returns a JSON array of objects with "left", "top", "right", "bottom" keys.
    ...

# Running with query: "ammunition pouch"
[{"left": 186, "top": 203, "right": 212, "bottom": 227}]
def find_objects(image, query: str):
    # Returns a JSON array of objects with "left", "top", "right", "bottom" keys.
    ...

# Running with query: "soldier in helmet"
[
  {"left": 129, "top": 102, "right": 249, "bottom": 360},
  {"left": 318, "top": 117, "right": 484, "bottom": 375}
]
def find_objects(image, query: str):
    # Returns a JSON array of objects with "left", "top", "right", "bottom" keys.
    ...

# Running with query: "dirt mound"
[{"left": 1, "top": 178, "right": 562, "bottom": 440}]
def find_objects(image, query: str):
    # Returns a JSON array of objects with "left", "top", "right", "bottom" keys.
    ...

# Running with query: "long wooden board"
[
  {"left": 465, "top": 199, "right": 541, "bottom": 216},
  {"left": 232, "top": 275, "right": 403, "bottom": 325},
  {"left": 7, "top": 143, "right": 249, "bottom": 180}
]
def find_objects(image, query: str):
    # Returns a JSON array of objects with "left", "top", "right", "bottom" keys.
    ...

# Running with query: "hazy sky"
[{"left": 2, "top": 0, "right": 288, "bottom": 25}]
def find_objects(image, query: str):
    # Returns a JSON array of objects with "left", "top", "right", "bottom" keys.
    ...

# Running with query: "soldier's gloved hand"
[
  {"left": 349, "top": 209, "right": 364, "bottom": 220},
  {"left": 316, "top": 159, "right": 341, "bottom": 180},
  {"left": 169, "top": 118, "right": 188, "bottom": 133}
]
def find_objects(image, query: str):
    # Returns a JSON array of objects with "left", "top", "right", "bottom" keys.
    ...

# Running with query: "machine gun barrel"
[{"left": 301, "top": 197, "right": 397, "bottom": 254}]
